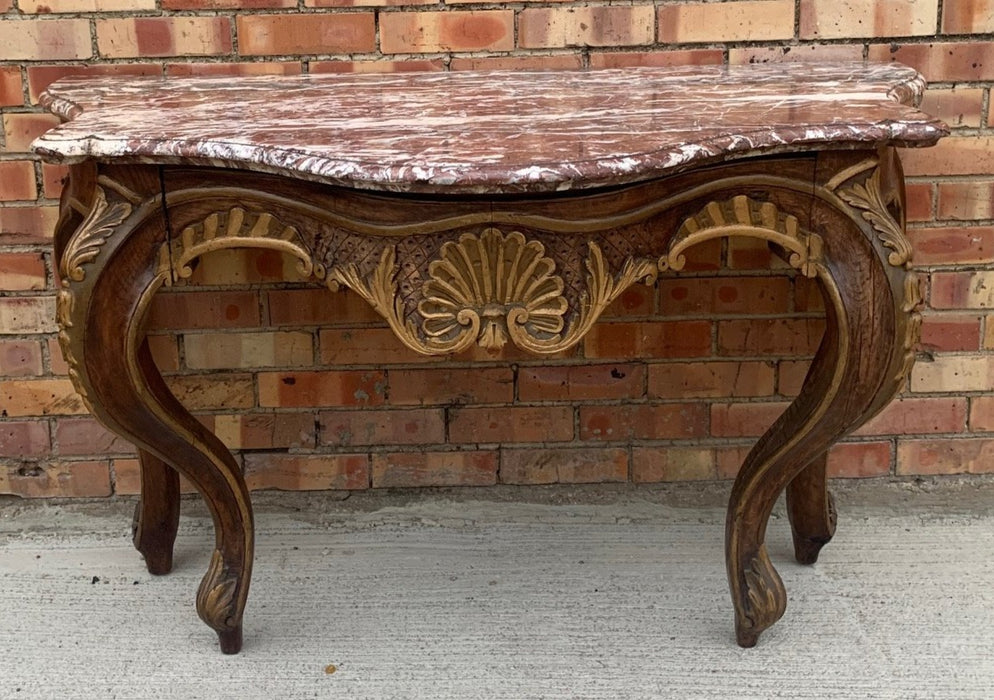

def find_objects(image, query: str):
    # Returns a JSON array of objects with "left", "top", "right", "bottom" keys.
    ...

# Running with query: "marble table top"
[{"left": 33, "top": 62, "right": 947, "bottom": 194}]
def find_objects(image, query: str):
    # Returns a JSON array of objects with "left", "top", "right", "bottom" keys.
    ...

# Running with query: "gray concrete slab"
[{"left": 1, "top": 480, "right": 993, "bottom": 699}]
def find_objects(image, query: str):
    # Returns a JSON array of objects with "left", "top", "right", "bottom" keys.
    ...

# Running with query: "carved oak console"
[{"left": 32, "top": 64, "right": 946, "bottom": 653}]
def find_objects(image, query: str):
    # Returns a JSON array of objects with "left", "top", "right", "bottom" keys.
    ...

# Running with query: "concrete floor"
[{"left": 1, "top": 479, "right": 993, "bottom": 699}]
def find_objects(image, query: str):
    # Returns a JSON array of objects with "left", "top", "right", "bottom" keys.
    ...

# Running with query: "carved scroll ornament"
[
  {"left": 156, "top": 207, "right": 315, "bottom": 285},
  {"left": 660, "top": 195, "right": 824, "bottom": 277}
]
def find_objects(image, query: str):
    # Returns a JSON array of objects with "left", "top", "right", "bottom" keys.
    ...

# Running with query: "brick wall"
[{"left": 1, "top": 0, "right": 993, "bottom": 497}]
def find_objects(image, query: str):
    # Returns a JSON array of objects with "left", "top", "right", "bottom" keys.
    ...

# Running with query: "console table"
[{"left": 32, "top": 63, "right": 947, "bottom": 654}]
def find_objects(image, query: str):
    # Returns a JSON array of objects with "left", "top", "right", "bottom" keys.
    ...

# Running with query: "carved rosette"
[
  {"left": 326, "top": 227, "right": 657, "bottom": 356},
  {"left": 156, "top": 207, "right": 314, "bottom": 285},
  {"left": 661, "top": 195, "right": 824, "bottom": 278}
]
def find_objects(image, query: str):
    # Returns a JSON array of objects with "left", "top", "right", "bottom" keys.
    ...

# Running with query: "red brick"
[
  {"left": 778, "top": 360, "right": 811, "bottom": 396},
  {"left": 27, "top": 64, "right": 162, "bottom": 104},
  {"left": 0, "top": 67, "right": 23, "bottom": 107},
  {"left": 658, "top": 1, "right": 795, "bottom": 43},
  {"left": 520, "top": 6, "right": 654, "bottom": 49},
  {"left": 590, "top": 49, "right": 724, "bottom": 69},
  {"left": 258, "top": 370, "right": 386, "bottom": 408},
  {"left": 904, "top": 182, "right": 934, "bottom": 223},
  {"left": 111, "top": 458, "right": 196, "bottom": 496},
  {"left": 580, "top": 403, "right": 708, "bottom": 440},
  {"left": 0, "top": 297, "right": 56, "bottom": 335},
  {"left": 908, "top": 227, "right": 994, "bottom": 265},
  {"left": 920, "top": 87, "right": 985, "bottom": 129},
  {"left": 718, "top": 318, "right": 825, "bottom": 356},
  {"left": 729, "top": 44, "right": 863, "bottom": 65},
  {"left": 711, "top": 401, "right": 789, "bottom": 438},
  {"left": 0, "top": 340, "right": 43, "bottom": 378},
  {"left": 381, "top": 10, "right": 513, "bottom": 53},
  {"left": 602, "top": 283, "right": 655, "bottom": 319},
  {"left": 146, "top": 335, "right": 180, "bottom": 372},
  {"left": 719, "top": 440, "right": 893, "bottom": 480},
  {"left": 716, "top": 445, "right": 753, "bottom": 479},
  {"left": 311, "top": 59, "right": 445, "bottom": 74},
  {"left": 147, "top": 290, "right": 260, "bottom": 330},
  {"left": 55, "top": 417, "right": 135, "bottom": 456},
  {"left": 165, "top": 0, "right": 292, "bottom": 8},
  {"left": 0, "top": 19, "right": 92, "bottom": 60},
  {"left": 97, "top": 17, "right": 233, "bottom": 58},
  {"left": 0, "top": 420, "right": 51, "bottom": 458},
  {"left": 166, "top": 62, "right": 302, "bottom": 77},
  {"left": 855, "top": 397, "right": 967, "bottom": 436},
  {"left": 727, "top": 236, "right": 775, "bottom": 270},
  {"left": 21, "top": 0, "right": 153, "bottom": 10},
  {"left": 450, "top": 55, "right": 583, "bottom": 71},
  {"left": 942, "top": 0, "right": 994, "bottom": 33},
  {"left": 186, "top": 248, "right": 312, "bottom": 286},
  {"left": 3, "top": 113, "right": 60, "bottom": 153},
  {"left": 937, "top": 181, "right": 994, "bottom": 221},
  {"left": 584, "top": 321, "right": 711, "bottom": 359},
  {"left": 919, "top": 314, "right": 982, "bottom": 352},
  {"left": 387, "top": 367, "right": 513, "bottom": 405},
  {"left": 969, "top": 396, "right": 994, "bottom": 431},
  {"left": 0, "top": 378, "right": 86, "bottom": 416},
  {"left": 929, "top": 271, "right": 994, "bottom": 309},
  {"left": 2, "top": 460, "right": 111, "bottom": 498},
  {"left": 0, "top": 252, "right": 46, "bottom": 290},
  {"left": 42, "top": 163, "right": 69, "bottom": 199},
  {"left": 910, "top": 355, "right": 994, "bottom": 393},
  {"left": 800, "top": 0, "right": 938, "bottom": 39},
  {"left": 319, "top": 328, "right": 438, "bottom": 366},
  {"left": 500, "top": 447, "right": 628, "bottom": 485},
  {"left": 237, "top": 14, "right": 376, "bottom": 55},
  {"left": 793, "top": 276, "right": 826, "bottom": 313},
  {"left": 518, "top": 364, "right": 645, "bottom": 402},
  {"left": 267, "top": 288, "right": 380, "bottom": 326},
  {"left": 903, "top": 138, "right": 994, "bottom": 178},
  {"left": 320, "top": 408, "right": 444, "bottom": 446},
  {"left": 648, "top": 361, "right": 775, "bottom": 399},
  {"left": 827, "top": 441, "right": 892, "bottom": 478},
  {"left": 163, "top": 374, "right": 255, "bottom": 410},
  {"left": 184, "top": 331, "right": 313, "bottom": 369},
  {"left": 659, "top": 277, "right": 790, "bottom": 316},
  {"left": 213, "top": 412, "right": 316, "bottom": 450},
  {"left": 632, "top": 447, "right": 714, "bottom": 482},
  {"left": 0, "top": 206, "right": 58, "bottom": 244},
  {"left": 868, "top": 42, "right": 994, "bottom": 82},
  {"left": 897, "top": 438, "right": 994, "bottom": 475},
  {"left": 244, "top": 453, "right": 369, "bottom": 491},
  {"left": 372, "top": 451, "right": 496, "bottom": 488},
  {"left": 449, "top": 406, "right": 573, "bottom": 443},
  {"left": 47, "top": 337, "right": 68, "bottom": 376}
]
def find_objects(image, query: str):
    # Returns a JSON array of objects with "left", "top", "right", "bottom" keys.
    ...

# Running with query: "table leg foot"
[
  {"left": 732, "top": 545, "right": 787, "bottom": 648},
  {"left": 132, "top": 446, "right": 180, "bottom": 575},
  {"left": 786, "top": 454, "right": 837, "bottom": 565}
]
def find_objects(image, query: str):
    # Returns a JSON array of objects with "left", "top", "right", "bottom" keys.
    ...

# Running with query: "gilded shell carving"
[
  {"left": 325, "top": 228, "right": 657, "bottom": 356},
  {"left": 420, "top": 228, "right": 567, "bottom": 351}
]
